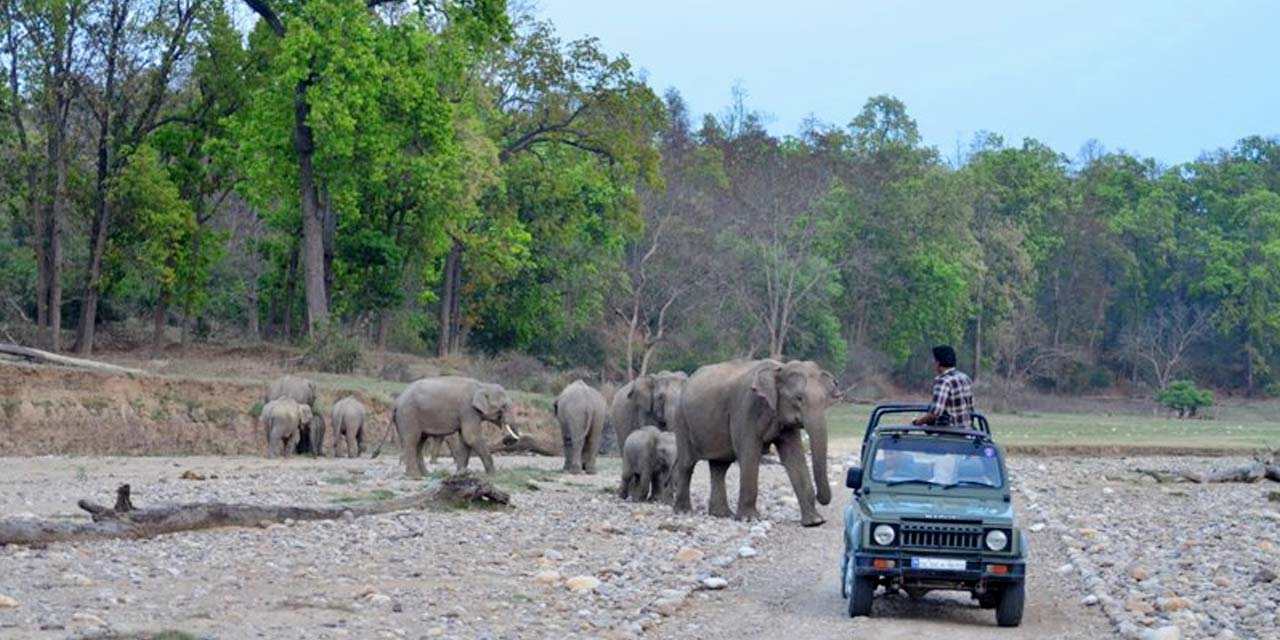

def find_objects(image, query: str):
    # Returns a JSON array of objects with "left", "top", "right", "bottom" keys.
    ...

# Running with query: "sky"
[{"left": 535, "top": 0, "right": 1279, "bottom": 165}]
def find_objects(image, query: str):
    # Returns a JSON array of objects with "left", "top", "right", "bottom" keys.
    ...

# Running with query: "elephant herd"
[{"left": 257, "top": 357, "right": 840, "bottom": 526}]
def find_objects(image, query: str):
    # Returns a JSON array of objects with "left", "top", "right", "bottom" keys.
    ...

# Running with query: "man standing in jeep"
[{"left": 911, "top": 344, "right": 975, "bottom": 429}]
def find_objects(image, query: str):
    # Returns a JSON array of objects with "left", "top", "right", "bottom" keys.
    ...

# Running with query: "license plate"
[{"left": 912, "top": 557, "right": 967, "bottom": 571}]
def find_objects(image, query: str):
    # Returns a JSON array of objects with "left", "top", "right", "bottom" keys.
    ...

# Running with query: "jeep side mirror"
[{"left": 845, "top": 466, "right": 863, "bottom": 490}]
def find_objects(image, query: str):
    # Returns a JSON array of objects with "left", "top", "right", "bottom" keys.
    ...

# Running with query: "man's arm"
[{"left": 912, "top": 378, "right": 948, "bottom": 426}]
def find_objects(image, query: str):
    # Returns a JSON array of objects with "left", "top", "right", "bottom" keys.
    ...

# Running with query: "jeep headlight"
[
  {"left": 873, "top": 524, "right": 896, "bottom": 546},
  {"left": 985, "top": 529, "right": 1009, "bottom": 551}
]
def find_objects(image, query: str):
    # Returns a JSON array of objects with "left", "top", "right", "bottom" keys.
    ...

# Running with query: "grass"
[
  {"left": 490, "top": 465, "right": 559, "bottom": 492},
  {"left": 827, "top": 402, "right": 1280, "bottom": 453},
  {"left": 330, "top": 489, "right": 396, "bottom": 503}
]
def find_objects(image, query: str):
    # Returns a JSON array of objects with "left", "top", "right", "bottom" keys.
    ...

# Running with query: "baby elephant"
[
  {"left": 620, "top": 426, "right": 678, "bottom": 503},
  {"left": 330, "top": 396, "right": 367, "bottom": 458},
  {"left": 261, "top": 398, "right": 313, "bottom": 458}
]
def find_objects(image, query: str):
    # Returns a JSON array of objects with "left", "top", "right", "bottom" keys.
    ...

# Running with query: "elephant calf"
[
  {"left": 265, "top": 374, "right": 324, "bottom": 456},
  {"left": 331, "top": 396, "right": 367, "bottom": 458},
  {"left": 620, "top": 426, "right": 678, "bottom": 503},
  {"left": 555, "top": 380, "right": 608, "bottom": 474},
  {"left": 261, "top": 398, "right": 313, "bottom": 458}
]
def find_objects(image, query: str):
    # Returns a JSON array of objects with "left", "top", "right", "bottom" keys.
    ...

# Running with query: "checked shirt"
[{"left": 929, "top": 367, "right": 975, "bottom": 429}]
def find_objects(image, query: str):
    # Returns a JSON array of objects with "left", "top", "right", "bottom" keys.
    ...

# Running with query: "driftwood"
[
  {"left": 0, "top": 342, "right": 143, "bottom": 375},
  {"left": 0, "top": 475, "right": 509, "bottom": 546},
  {"left": 1135, "top": 462, "right": 1279, "bottom": 484}
]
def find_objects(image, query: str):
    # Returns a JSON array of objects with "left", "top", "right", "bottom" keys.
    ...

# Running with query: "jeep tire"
[
  {"left": 847, "top": 575, "right": 876, "bottom": 618},
  {"left": 995, "top": 583, "right": 1025, "bottom": 627}
]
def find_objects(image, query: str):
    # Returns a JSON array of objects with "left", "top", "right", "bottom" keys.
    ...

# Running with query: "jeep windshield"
[{"left": 869, "top": 436, "right": 1003, "bottom": 488}]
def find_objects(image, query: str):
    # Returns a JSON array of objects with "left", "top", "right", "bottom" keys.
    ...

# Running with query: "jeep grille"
[{"left": 900, "top": 523, "right": 983, "bottom": 551}]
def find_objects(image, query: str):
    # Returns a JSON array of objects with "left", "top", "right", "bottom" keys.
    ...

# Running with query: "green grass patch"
[
  {"left": 490, "top": 466, "right": 559, "bottom": 492},
  {"left": 0, "top": 399, "right": 17, "bottom": 418},
  {"left": 330, "top": 489, "right": 396, "bottom": 503},
  {"left": 81, "top": 396, "right": 113, "bottom": 414},
  {"left": 321, "top": 475, "right": 360, "bottom": 485},
  {"left": 827, "top": 403, "right": 1280, "bottom": 452}
]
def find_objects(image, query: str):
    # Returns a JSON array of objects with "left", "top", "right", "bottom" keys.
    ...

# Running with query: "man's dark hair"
[{"left": 932, "top": 344, "right": 957, "bottom": 368}]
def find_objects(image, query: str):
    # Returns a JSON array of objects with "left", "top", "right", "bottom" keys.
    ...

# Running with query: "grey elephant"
[
  {"left": 554, "top": 380, "right": 608, "bottom": 474},
  {"left": 381, "top": 376, "right": 519, "bottom": 478},
  {"left": 260, "top": 398, "right": 314, "bottom": 458},
  {"left": 264, "top": 375, "right": 324, "bottom": 456},
  {"left": 608, "top": 371, "right": 686, "bottom": 455},
  {"left": 619, "top": 426, "right": 678, "bottom": 503},
  {"left": 330, "top": 396, "right": 367, "bottom": 458},
  {"left": 673, "top": 359, "right": 840, "bottom": 527}
]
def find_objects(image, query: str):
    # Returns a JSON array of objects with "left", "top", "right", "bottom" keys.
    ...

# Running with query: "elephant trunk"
[{"left": 806, "top": 413, "right": 831, "bottom": 506}]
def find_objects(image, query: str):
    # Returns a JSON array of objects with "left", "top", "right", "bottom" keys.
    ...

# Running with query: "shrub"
[
  {"left": 1155, "top": 380, "right": 1214, "bottom": 418},
  {"left": 301, "top": 326, "right": 364, "bottom": 374}
]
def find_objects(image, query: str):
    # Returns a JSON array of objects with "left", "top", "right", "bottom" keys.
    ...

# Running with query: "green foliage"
[
  {"left": 109, "top": 145, "right": 199, "bottom": 303},
  {"left": 301, "top": 325, "right": 364, "bottom": 374},
  {"left": 1156, "top": 380, "right": 1214, "bottom": 417}
]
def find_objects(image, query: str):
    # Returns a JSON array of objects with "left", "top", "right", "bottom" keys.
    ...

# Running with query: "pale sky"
[{"left": 536, "top": 0, "right": 1279, "bottom": 164}]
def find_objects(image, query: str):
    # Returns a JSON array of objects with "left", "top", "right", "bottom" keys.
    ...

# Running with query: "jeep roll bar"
[{"left": 860, "top": 403, "right": 991, "bottom": 450}]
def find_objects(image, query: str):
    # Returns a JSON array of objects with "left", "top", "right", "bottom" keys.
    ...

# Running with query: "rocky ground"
[{"left": 0, "top": 453, "right": 1275, "bottom": 639}]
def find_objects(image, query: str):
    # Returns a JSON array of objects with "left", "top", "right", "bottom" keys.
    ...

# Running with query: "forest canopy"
[{"left": 2, "top": 0, "right": 1279, "bottom": 397}]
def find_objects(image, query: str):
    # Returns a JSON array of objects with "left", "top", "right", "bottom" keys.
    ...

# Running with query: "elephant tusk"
[{"left": 503, "top": 423, "right": 520, "bottom": 440}]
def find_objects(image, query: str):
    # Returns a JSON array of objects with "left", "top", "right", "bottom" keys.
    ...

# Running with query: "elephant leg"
[
  {"left": 356, "top": 427, "right": 366, "bottom": 457},
  {"left": 673, "top": 451, "right": 696, "bottom": 514},
  {"left": 427, "top": 437, "right": 442, "bottom": 464},
  {"left": 632, "top": 469, "right": 651, "bottom": 503},
  {"left": 707, "top": 460, "right": 733, "bottom": 518},
  {"left": 775, "top": 430, "right": 824, "bottom": 526},
  {"left": 735, "top": 447, "right": 762, "bottom": 522},
  {"left": 404, "top": 432, "right": 426, "bottom": 478},
  {"left": 347, "top": 430, "right": 358, "bottom": 458},
  {"left": 312, "top": 421, "right": 325, "bottom": 457},
  {"left": 582, "top": 416, "right": 602, "bottom": 475}
]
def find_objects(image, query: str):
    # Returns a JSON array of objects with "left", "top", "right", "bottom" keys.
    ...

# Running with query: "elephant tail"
[{"left": 371, "top": 405, "right": 398, "bottom": 459}]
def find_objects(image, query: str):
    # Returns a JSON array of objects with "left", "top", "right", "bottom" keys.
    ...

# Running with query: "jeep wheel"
[
  {"left": 995, "top": 583, "right": 1025, "bottom": 627},
  {"left": 847, "top": 575, "right": 876, "bottom": 618}
]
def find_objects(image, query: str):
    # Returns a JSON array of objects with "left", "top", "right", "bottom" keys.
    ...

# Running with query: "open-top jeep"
[{"left": 840, "top": 403, "right": 1025, "bottom": 627}]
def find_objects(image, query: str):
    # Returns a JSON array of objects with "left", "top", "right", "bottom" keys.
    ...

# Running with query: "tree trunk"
[
  {"left": 47, "top": 126, "right": 66, "bottom": 353},
  {"left": 0, "top": 479, "right": 510, "bottom": 546},
  {"left": 151, "top": 295, "right": 168, "bottom": 357},
  {"left": 437, "top": 238, "right": 462, "bottom": 357},
  {"left": 0, "top": 343, "right": 143, "bottom": 374},
  {"left": 246, "top": 274, "right": 260, "bottom": 339},
  {"left": 376, "top": 311, "right": 391, "bottom": 350},
  {"left": 322, "top": 191, "right": 335, "bottom": 306},
  {"left": 293, "top": 79, "right": 328, "bottom": 336},
  {"left": 283, "top": 243, "right": 299, "bottom": 341},
  {"left": 974, "top": 278, "right": 983, "bottom": 381}
]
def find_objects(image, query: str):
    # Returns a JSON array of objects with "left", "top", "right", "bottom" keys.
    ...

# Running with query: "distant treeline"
[{"left": 2, "top": 1, "right": 1278, "bottom": 394}]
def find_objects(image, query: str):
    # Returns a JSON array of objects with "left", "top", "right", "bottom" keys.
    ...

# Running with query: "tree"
[
  {"left": 1155, "top": 380, "right": 1213, "bottom": 418},
  {"left": 1119, "top": 304, "right": 1213, "bottom": 389}
]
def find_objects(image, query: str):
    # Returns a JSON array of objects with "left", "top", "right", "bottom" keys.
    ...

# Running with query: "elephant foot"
[
  {"left": 800, "top": 511, "right": 826, "bottom": 527},
  {"left": 673, "top": 500, "right": 692, "bottom": 514},
  {"left": 708, "top": 504, "right": 734, "bottom": 519},
  {"left": 735, "top": 507, "right": 760, "bottom": 522},
  {"left": 563, "top": 467, "right": 583, "bottom": 475},
  {"left": 583, "top": 467, "right": 598, "bottom": 475}
]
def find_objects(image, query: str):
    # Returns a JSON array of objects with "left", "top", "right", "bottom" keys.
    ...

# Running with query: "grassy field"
[{"left": 826, "top": 402, "right": 1280, "bottom": 453}]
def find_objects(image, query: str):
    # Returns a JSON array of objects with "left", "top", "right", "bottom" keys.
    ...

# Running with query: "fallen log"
[
  {"left": 0, "top": 342, "right": 143, "bottom": 375},
  {"left": 0, "top": 475, "right": 509, "bottom": 547},
  {"left": 1135, "top": 463, "right": 1278, "bottom": 484}
]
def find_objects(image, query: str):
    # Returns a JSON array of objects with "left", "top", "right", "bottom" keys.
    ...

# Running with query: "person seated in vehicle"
[
  {"left": 875, "top": 449, "right": 934, "bottom": 483},
  {"left": 911, "top": 344, "right": 975, "bottom": 430}
]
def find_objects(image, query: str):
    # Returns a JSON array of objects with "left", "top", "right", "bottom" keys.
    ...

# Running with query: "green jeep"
[{"left": 839, "top": 403, "right": 1026, "bottom": 627}]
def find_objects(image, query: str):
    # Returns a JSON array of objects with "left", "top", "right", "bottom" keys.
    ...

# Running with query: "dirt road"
[{"left": 661, "top": 470, "right": 1117, "bottom": 640}]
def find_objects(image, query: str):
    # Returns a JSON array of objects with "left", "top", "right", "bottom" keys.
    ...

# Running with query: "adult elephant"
[
  {"left": 673, "top": 359, "right": 840, "bottom": 527},
  {"left": 608, "top": 371, "right": 686, "bottom": 454},
  {"left": 264, "top": 375, "right": 324, "bottom": 456},
  {"left": 260, "top": 398, "right": 313, "bottom": 458},
  {"left": 330, "top": 396, "right": 367, "bottom": 458},
  {"left": 554, "top": 380, "right": 608, "bottom": 474},
  {"left": 386, "top": 377, "right": 519, "bottom": 478}
]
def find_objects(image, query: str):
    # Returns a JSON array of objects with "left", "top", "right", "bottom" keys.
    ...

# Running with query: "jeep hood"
[{"left": 864, "top": 492, "right": 1013, "bottom": 523}]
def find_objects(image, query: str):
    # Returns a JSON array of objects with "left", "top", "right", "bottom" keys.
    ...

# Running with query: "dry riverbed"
[{"left": 0, "top": 454, "right": 1275, "bottom": 639}]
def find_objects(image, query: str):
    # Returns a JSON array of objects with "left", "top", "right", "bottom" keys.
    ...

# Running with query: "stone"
[
  {"left": 1213, "top": 576, "right": 1231, "bottom": 588},
  {"left": 1140, "top": 627, "right": 1181, "bottom": 640},
  {"left": 1132, "top": 566, "right": 1152, "bottom": 581},
  {"left": 61, "top": 573, "right": 93, "bottom": 587},
  {"left": 650, "top": 599, "right": 681, "bottom": 616},
  {"left": 543, "top": 549, "right": 564, "bottom": 562},
  {"left": 1102, "top": 487, "right": 1115, "bottom": 495},
  {"left": 1028, "top": 522, "right": 1046, "bottom": 533},
  {"left": 1253, "top": 568, "right": 1277, "bottom": 584},
  {"left": 566, "top": 576, "right": 601, "bottom": 593},
  {"left": 1057, "top": 563, "right": 1075, "bottom": 575},
  {"left": 0, "top": 595, "right": 17, "bottom": 609},
  {"left": 737, "top": 546, "right": 758, "bottom": 558},
  {"left": 699, "top": 577, "right": 728, "bottom": 590},
  {"left": 71, "top": 612, "right": 107, "bottom": 627},
  {"left": 1157, "top": 596, "right": 1193, "bottom": 612},
  {"left": 1126, "top": 597, "right": 1154, "bottom": 614},
  {"left": 1082, "top": 595, "right": 1099, "bottom": 606},
  {"left": 674, "top": 547, "right": 705, "bottom": 563},
  {"left": 534, "top": 569, "right": 563, "bottom": 585}
]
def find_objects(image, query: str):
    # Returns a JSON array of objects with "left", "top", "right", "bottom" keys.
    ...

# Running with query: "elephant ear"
[
  {"left": 752, "top": 364, "right": 782, "bottom": 412},
  {"left": 472, "top": 388, "right": 500, "bottom": 417},
  {"left": 627, "top": 376, "right": 651, "bottom": 399}
]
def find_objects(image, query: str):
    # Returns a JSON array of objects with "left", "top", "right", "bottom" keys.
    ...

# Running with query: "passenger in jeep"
[{"left": 911, "top": 344, "right": 975, "bottom": 429}]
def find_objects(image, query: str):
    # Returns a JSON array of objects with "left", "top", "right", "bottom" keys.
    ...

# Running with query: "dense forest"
[{"left": 2, "top": 0, "right": 1279, "bottom": 397}]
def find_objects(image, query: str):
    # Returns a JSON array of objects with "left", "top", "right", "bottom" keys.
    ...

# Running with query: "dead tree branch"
[{"left": 0, "top": 343, "right": 144, "bottom": 374}]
